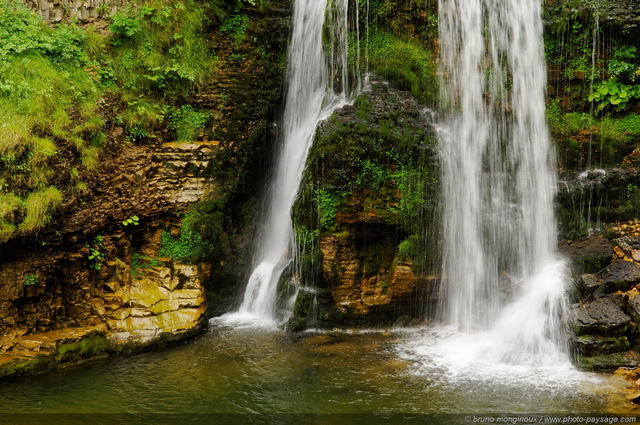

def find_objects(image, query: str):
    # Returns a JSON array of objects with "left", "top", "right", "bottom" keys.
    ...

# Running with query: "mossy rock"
[
  {"left": 574, "top": 335, "right": 630, "bottom": 356},
  {"left": 574, "top": 351, "right": 640, "bottom": 371}
]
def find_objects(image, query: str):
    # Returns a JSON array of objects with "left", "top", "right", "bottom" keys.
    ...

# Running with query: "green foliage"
[
  {"left": 158, "top": 208, "right": 216, "bottom": 264},
  {"left": 122, "top": 215, "right": 139, "bottom": 226},
  {"left": 220, "top": 14, "right": 249, "bottom": 45},
  {"left": 0, "top": 0, "right": 107, "bottom": 238},
  {"left": 159, "top": 228, "right": 208, "bottom": 264},
  {"left": 108, "top": 1, "right": 213, "bottom": 99},
  {"left": 356, "top": 159, "right": 389, "bottom": 191},
  {"left": 397, "top": 234, "right": 418, "bottom": 261},
  {"left": 609, "top": 46, "right": 639, "bottom": 81},
  {"left": 588, "top": 78, "right": 640, "bottom": 112},
  {"left": 131, "top": 251, "right": 162, "bottom": 277},
  {"left": 86, "top": 235, "right": 106, "bottom": 271},
  {"left": 0, "top": 193, "right": 20, "bottom": 220},
  {"left": 23, "top": 274, "right": 39, "bottom": 286},
  {"left": 20, "top": 187, "right": 62, "bottom": 233},
  {"left": 313, "top": 188, "right": 344, "bottom": 231},
  {"left": 295, "top": 225, "right": 319, "bottom": 251},
  {"left": 168, "top": 105, "right": 210, "bottom": 141},
  {"left": 105, "top": 0, "right": 216, "bottom": 143},
  {"left": 357, "top": 29, "right": 437, "bottom": 102}
]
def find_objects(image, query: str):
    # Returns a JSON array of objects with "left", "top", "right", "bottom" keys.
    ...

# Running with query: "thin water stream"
[{"left": 0, "top": 326, "right": 632, "bottom": 418}]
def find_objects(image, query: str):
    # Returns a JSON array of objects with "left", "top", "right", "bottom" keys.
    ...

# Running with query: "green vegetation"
[
  {"left": 20, "top": 187, "right": 62, "bottom": 233},
  {"left": 23, "top": 274, "right": 39, "bottom": 286},
  {"left": 0, "top": 0, "right": 102, "bottom": 238},
  {"left": 548, "top": 97, "right": 640, "bottom": 170},
  {"left": 131, "top": 251, "right": 163, "bottom": 277},
  {"left": 313, "top": 188, "right": 345, "bottom": 231},
  {"left": 354, "top": 29, "right": 437, "bottom": 102},
  {"left": 0, "top": 0, "right": 241, "bottom": 240},
  {"left": 122, "top": 215, "right": 140, "bottom": 226},
  {"left": 86, "top": 235, "right": 106, "bottom": 271},
  {"left": 220, "top": 14, "right": 250, "bottom": 45},
  {"left": 168, "top": 105, "right": 210, "bottom": 141},
  {"left": 588, "top": 79, "right": 640, "bottom": 112},
  {"left": 108, "top": 1, "right": 212, "bottom": 96},
  {"left": 158, "top": 207, "right": 217, "bottom": 264}
]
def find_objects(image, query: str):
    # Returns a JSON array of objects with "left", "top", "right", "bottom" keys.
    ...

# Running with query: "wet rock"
[
  {"left": 597, "top": 260, "right": 640, "bottom": 294},
  {"left": 572, "top": 335, "right": 630, "bottom": 357},
  {"left": 569, "top": 297, "right": 631, "bottom": 337},
  {"left": 559, "top": 235, "right": 613, "bottom": 274},
  {"left": 392, "top": 315, "right": 412, "bottom": 328},
  {"left": 574, "top": 274, "right": 602, "bottom": 298},
  {"left": 629, "top": 296, "right": 640, "bottom": 322},
  {"left": 575, "top": 351, "right": 640, "bottom": 371}
]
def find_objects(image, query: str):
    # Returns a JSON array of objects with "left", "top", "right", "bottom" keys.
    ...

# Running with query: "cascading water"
[
  {"left": 432, "top": 0, "right": 569, "bottom": 365},
  {"left": 221, "top": 0, "right": 354, "bottom": 326}
]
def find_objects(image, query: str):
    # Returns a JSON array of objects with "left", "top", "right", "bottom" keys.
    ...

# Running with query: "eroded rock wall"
[
  {"left": 0, "top": 141, "right": 215, "bottom": 374},
  {"left": 22, "top": 0, "right": 128, "bottom": 24}
]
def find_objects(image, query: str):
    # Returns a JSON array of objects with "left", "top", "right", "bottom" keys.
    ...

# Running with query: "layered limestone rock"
[
  {"left": 0, "top": 141, "right": 215, "bottom": 377},
  {"left": 22, "top": 0, "right": 128, "bottom": 24}
]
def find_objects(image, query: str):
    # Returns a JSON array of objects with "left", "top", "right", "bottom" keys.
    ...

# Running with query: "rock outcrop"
[
  {"left": 565, "top": 234, "right": 640, "bottom": 370},
  {"left": 0, "top": 141, "right": 214, "bottom": 377},
  {"left": 22, "top": 0, "right": 128, "bottom": 24},
  {"left": 290, "top": 80, "right": 440, "bottom": 328}
]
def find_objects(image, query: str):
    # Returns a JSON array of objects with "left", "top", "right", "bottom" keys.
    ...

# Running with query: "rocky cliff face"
[
  {"left": 290, "top": 80, "right": 440, "bottom": 329},
  {"left": 23, "top": 0, "right": 127, "bottom": 24},
  {"left": 0, "top": 141, "right": 213, "bottom": 376},
  {"left": 0, "top": 0, "right": 290, "bottom": 377}
]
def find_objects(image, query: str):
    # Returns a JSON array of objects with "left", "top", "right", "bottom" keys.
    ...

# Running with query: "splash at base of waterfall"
[{"left": 404, "top": 260, "right": 574, "bottom": 382}]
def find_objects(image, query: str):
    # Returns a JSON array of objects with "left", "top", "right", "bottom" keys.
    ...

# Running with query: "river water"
[{"left": 0, "top": 324, "right": 634, "bottom": 422}]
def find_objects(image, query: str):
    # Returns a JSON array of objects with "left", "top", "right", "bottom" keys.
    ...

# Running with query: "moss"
[
  {"left": 355, "top": 29, "right": 438, "bottom": 103},
  {"left": 0, "top": 331, "right": 110, "bottom": 380},
  {"left": 574, "top": 352, "right": 635, "bottom": 371},
  {"left": 55, "top": 332, "right": 110, "bottom": 362},
  {"left": 578, "top": 255, "right": 611, "bottom": 274}
]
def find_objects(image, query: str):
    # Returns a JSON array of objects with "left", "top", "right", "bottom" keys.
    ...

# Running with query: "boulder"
[
  {"left": 572, "top": 334, "right": 630, "bottom": 356},
  {"left": 629, "top": 296, "right": 640, "bottom": 323},
  {"left": 559, "top": 235, "right": 613, "bottom": 274},
  {"left": 569, "top": 297, "right": 631, "bottom": 336},
  {"left": 596, "top": 260, "right": 640, "bottom": 294}
]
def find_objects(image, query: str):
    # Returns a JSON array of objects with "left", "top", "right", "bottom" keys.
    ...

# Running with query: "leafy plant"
[
  {"left": 23, "top": 274, "right": 39, "bottom": 286},
  {"left": 220, "top": 14, "right": 249, "bottom": 45},
  {"left": 122, "top": 215, "right": 139, "bottom": 226},
  {"left": 588, "top": 79, "right": 640, "bottom": 112},
  {"left": 168, "top": 105, "right": 209, "bottom": 141},
  {"left": 313, "top": 188, "right": 344, "bottom": 231},
  {"left": 86, "top": 235, "right": 106, "bottom": 271}
]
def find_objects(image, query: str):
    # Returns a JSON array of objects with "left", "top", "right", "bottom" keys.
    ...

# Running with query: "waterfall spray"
[
  {"left": 220, "top": 0, "right": 356, "bottom": 326},
  {"left": 437, "top": 0, "right": 569, "bottom": 364}
]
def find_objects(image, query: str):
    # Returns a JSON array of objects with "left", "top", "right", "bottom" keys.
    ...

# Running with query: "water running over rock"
[
  {"left": 219, "top": 0, "right": 356, "bottom": 327},
  {"left": 436, "top": 0, "right": 569, "bottom": 365}
]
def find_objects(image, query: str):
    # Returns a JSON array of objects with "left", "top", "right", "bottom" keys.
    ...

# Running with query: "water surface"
[{"left": 0, "top": 325, "right": 634, "bottom": 420}]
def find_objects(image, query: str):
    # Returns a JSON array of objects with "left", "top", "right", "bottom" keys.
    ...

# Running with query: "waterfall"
[
  {"left": 224, "top": 0, "right": 354, "bottom": 326},
  {"left": 437, "top": 0, "right": 569, "bottom": 364}
]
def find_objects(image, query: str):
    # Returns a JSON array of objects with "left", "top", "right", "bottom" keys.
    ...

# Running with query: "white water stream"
[
  {"left": 218, "top": 0, "right": 355, "bottom": 327},
  {"left": 433, "top": 0, "right": 570, "bottom": 366}
]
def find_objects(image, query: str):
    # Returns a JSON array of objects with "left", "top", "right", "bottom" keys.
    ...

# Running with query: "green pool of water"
[{"left": 0, "top": 326, "right": 634, "bottom": 423}]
